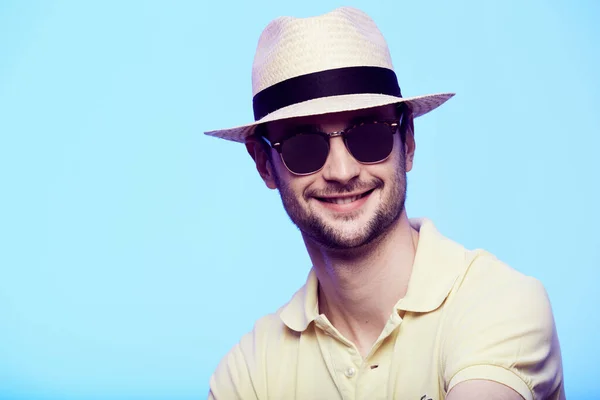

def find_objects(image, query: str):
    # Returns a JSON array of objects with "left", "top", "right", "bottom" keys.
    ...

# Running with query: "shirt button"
[{"left": 344, "top": 367, "right": 356, "bottom": 378}]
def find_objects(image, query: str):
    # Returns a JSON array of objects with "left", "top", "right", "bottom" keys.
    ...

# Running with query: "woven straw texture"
[{"left": 205, "top": 7, "right": 454, "bottom": 143}]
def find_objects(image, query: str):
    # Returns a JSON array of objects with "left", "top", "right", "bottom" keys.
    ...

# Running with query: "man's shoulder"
[
  {"left": 235, "top": 306, "right": 299, "bottom": 361},
  {"left": 209, "top": 310, "right": 297, "bottom": 399},
  {"left": 459, "top": 248, "right": 545, "bottom": 295},
  {"left": 219, "top": 271, "right": 314, "bottom": 373},
  {"left": 445, "top": 246, "right": 556, "bottom": 340},
  {"left": 242, "top": 307, "right": 285, "bottom": 336},
  {"left": 210, "top": 309, "right": 300, "bottom": 388}
]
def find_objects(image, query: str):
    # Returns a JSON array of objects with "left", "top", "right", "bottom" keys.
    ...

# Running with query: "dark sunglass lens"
[
  {"left": 345, "top": 123, "right": 394, "bottom": 163},
  {"left": 281, "top": 134, "right": 329, "bottom": 174}
]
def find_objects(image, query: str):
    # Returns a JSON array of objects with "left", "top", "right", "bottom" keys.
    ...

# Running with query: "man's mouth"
[{"left": 316, "top": 189, "right": 375, "bottom": 205}]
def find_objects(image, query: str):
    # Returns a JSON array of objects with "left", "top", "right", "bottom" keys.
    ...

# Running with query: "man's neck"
[{"left": 303, "top": 211, "right": 418, "bottom": 358}]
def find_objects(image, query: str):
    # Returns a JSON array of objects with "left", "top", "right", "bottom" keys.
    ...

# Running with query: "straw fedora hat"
[{"left": 205, "top": 7, "right": 454, "bottom": 143}]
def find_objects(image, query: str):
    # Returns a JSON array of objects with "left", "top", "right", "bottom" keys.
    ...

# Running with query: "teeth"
[{"left": 326, "top": 195, "right": 360, "bottom": 204}]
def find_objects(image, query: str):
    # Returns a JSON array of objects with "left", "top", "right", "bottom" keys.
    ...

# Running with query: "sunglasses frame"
[{"left": 262, "top": 115, "right": 403, "bottom": 176}]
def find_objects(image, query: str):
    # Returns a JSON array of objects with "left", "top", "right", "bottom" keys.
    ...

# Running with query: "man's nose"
[{"left": 321, "top": 136, "right": 361, "bottom": 184}]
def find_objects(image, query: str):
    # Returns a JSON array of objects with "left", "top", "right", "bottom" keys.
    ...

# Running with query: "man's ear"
[{"left": 245, "top": 136, "right": 278, "bottom": 189}]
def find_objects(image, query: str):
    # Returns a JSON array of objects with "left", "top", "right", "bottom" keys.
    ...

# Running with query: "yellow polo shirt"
[{"left": 209, "top": 219, "right": 565, "bottom": 399}]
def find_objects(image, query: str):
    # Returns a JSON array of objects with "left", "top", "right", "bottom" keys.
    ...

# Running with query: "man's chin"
[
  {"left": 302, "top": 224, "right": 381, "bottom": 250},
  {"left": 300, "top": 206, "right": 402, "bottom": 251}
]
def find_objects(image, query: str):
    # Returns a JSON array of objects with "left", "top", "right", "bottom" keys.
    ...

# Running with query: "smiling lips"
[
  {"left": 316, "top": 189, "right": 375, "bottom": 211},
  {"left": 323, "top": 194, "right": 364, "bottom": 205}
]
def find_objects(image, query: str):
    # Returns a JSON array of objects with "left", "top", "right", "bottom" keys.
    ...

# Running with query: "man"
[{"left": 205, "top": 7, "right": 564, "bottom": 399}]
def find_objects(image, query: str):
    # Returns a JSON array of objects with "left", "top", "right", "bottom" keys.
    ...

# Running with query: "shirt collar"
[
  {"left": 279, "top": 269, "right": 320, "bottom": 332},
  {"left": 279, "top": 218, "right": 471, "bottom": 332}
]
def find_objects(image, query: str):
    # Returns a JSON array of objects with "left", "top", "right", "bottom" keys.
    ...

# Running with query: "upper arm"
[{"left": 447, "top": 379, "right": 524, "bottom": 400}]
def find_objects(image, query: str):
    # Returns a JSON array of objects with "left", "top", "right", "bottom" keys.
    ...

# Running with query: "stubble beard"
[{"left": 274, "top": 162, "right": 407, "bottom": 251}]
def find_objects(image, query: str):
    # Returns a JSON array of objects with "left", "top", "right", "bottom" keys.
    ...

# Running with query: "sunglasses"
[{"left": 262, "top": 116, "right": 402, "bottom": 175}]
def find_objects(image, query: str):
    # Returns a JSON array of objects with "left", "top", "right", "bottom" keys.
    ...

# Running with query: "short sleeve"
[{"left": 441, "top": 258, "right": 564, "bottom": 400}]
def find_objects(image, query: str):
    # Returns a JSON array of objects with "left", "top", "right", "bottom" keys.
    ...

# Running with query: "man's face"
[{"left": 260, "top": 105, "right": 415, "bottom": 250}]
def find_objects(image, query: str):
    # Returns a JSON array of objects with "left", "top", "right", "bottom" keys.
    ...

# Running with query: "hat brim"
[{"left": 204, "top": 92, "right": 454, "bottom": 143}]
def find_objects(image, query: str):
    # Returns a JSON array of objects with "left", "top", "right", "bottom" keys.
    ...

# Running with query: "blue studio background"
[{"left": 1, "top": 0, "right": 598, "bottom": 399}]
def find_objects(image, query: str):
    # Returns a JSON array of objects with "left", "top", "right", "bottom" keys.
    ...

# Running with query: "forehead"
[{"left": 263, "top": 104, "right": 399, "bottom": 140}]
